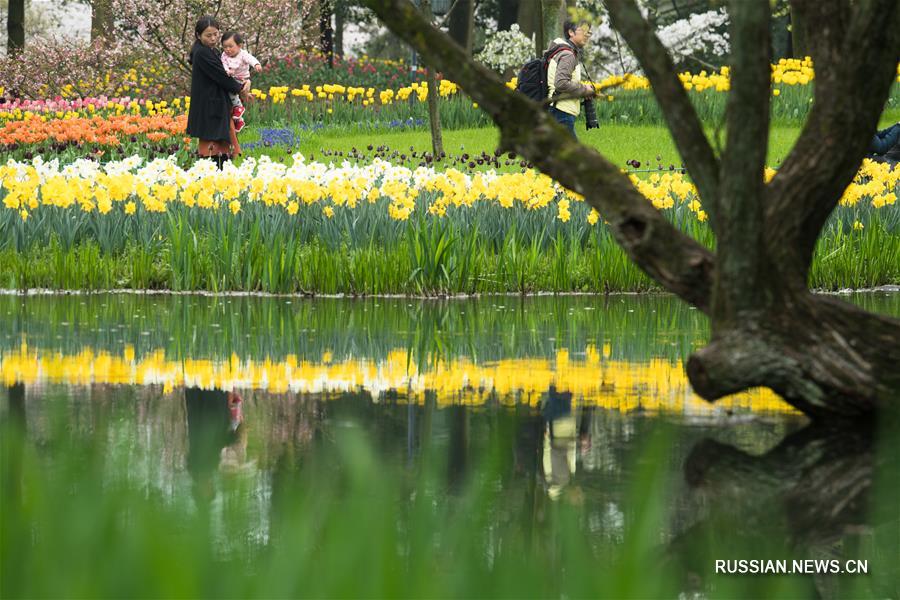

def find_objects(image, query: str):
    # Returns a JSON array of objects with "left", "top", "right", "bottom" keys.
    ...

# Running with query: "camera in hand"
[{"left": 583, "top": 98, "right": 599, "bottom": 130}]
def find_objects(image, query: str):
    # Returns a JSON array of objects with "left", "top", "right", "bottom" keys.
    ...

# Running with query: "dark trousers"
[{"left": 549, "top": 106, "right": 576, "bottom": 137}]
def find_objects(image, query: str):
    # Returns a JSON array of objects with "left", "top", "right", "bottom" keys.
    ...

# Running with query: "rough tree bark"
[
  {"left": 365, "top": 0, "right": 900, "bottom": 418},
  {"left": 6, "top": 0, "right": 25, "bottom": 54},
  {"left": 541, "top": 0, "right": 564, "bottom": 51}
]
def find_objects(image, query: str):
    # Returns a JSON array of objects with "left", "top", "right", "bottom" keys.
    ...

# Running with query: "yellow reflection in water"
[{"left": 1, "top": 343, "right": 797, "bottom": 414}]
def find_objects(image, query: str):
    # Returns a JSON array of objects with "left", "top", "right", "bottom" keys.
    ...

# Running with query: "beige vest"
[{"left": 547, "top": 45, "right": 582, "bottom": 117}]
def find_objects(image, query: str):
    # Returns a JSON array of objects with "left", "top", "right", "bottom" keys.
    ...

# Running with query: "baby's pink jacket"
[{"left": 221, "top": 49, "right": 260, "bottom": 83}]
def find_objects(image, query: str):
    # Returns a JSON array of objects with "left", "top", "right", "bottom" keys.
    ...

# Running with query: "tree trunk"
[
  {"left": 334, "top": 1, "right": 344, "bottom": 57},
  {"left": 91, "top": 0, "right": 115, "bottom": 44},
  {"left": 497, "top": 0, "right": 519, "bottom": 31},
  {"left": 517, "top": 0, "right": 541, "bottom": 53},
  {"left": 422, "top": 0, "right": 444, "bottom": 157},
  {"left": 365, "top": 0, "right": 900, "bottom": 418},
  {"left": 425, "top": 67, "right": 444, "bottom": 156},
  {"left": 319, "top": 0, "right": 334, "bottom": 68},
  {"left": 541, "top": 0, "right": 564, "bottom": 51},
  {"left": 448, "top": 0, "right": 474, "bottom": 55},
  {"left": 789, "top": 7, "right": 806, "bottom": 58},
  {"left": 6, "top": 0, "right": 25, "bottom": 54}
]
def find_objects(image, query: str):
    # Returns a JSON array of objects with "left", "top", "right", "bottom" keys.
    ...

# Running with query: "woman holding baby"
[{"left": 186, "top": 15, "right": 255, "bottom": 169}]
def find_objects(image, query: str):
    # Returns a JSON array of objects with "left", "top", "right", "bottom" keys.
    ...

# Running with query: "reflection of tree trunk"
[
  {"left": 683, "top": 423, "right": 883, "bottom": 545},
  {"left": 6, "top": 0, "right": 25, "bottom": 53},
  {"left": 514, "top": 410, "right": 544, "bottom": 544},
  {"left": 448, "top": 0, "right": 474, "bottom": 55},
  {"left": 421, "top": 393, "right": 435, "bottom": 444},
  {"left": 7, "top": 383, "right": 25, "bottom": 425},
  {"left": 670, "top": 420, "right": 898, "bottom": 594},
  {"left": 447, "top": 405, "right": 469, "bottom": 492},
  {"left": 4, "top": 384, "right": 26, "bottom": 515}
]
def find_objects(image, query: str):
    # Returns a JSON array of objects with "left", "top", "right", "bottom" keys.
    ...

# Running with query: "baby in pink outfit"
[{"left": 221, "top": 31, "right": 261, "bottom": 133}]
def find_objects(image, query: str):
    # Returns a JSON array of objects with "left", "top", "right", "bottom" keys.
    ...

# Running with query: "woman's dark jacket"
[{"left": 186, "top": 41, "right": 243, "bottom": 142}]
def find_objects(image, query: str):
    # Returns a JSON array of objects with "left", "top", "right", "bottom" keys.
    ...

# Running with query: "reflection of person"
[
  {"left": 220, "top": 31, "right": 262, "bottom": 132},
  {"left": 186, "top": 15, "right": 251, "bottom": 169},
  {"left": 184, "top": 387, "right": 245, "bottom": 505},
  {"left": 541, "top": 384, "right": 579, "bottom": 501}
]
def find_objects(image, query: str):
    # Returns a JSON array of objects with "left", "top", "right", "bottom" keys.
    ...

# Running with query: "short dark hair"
[
  {"left": 222, "top": 31, "right": 244, "bottom": 45},
  {"left": 563, "top": 20, "right": 577, "bottom": 39},
  {"left": 194, "top": 15, "right": 221, "bottom": 39}
]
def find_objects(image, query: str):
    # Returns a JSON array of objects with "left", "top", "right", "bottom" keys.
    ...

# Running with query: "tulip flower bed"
[
  {"left": 1, "top": 154, "right": 897, "bottom": 294},
  {"left": 254, "top": 51, "right": 423, "bottom": 90},
  {"left": 0, "top": 113, "right": 190, "bottom": 162},
  {"left": 4, "top": 58, "right": 896, "bottom": 135}
]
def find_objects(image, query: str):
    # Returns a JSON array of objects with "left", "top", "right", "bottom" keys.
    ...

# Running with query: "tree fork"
[
  {"left": 767, "top": 0, "right": 900, "bottom": 281},
  {"left": 367, "top": 0, "right": 900, "bottom": 418}
]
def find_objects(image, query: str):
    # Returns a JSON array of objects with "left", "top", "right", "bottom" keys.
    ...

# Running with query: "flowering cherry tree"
[
  {"left": 475, "top": 24, "right": 534, "bottom": 76},
  {"left": 575, "top": 1, "right": 731, "bottom": 75},
  {"left": 111, "top": 0, "right": 319, "bottom": 73},
  {"left": 0, "top": 36, "right": 135, "bottom": 98},
  {"left": 1, "top": 0, "right": 320, "bottom": 98}
]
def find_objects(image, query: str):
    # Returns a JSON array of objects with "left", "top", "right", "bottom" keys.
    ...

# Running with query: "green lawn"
[
  {"left": 238, "top": 123, "right": 831, "bottom": 170},
  {"left": 237, "top": 110, "right": 900, "bottom": 170}
]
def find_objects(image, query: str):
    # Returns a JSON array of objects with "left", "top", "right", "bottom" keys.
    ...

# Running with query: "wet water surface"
[{"left": 2, "top": 292, "right": 898, "bottom": 597}]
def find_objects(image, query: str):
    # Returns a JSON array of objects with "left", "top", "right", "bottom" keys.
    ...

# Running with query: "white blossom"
[
  {"left": 580, "top": 5, "right": 731, "bottom": 76},
  {"left": 476, "top": 24, "right": 535, "bottom": 75}
]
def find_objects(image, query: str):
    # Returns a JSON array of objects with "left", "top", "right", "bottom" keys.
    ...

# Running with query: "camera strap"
[{"left": 579, "top": 58, "right": 596, "bottom": 92}]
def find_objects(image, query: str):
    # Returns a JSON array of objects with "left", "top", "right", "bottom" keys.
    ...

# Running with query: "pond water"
[{"left": 2, "top": 292, "right": 898, "bottom": 597}]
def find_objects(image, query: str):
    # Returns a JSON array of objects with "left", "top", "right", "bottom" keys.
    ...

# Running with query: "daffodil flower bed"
[{"left": 1, "top": 154, "right": 897, "bottom": 294}]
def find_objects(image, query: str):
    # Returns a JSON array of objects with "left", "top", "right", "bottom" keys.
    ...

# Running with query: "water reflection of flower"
[{"left": 2, "top": 345, "right": 797, "bottom": 415}]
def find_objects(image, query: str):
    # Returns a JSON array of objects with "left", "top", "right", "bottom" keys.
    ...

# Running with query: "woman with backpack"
[{"left": 545, "top": 21, "right": 598, "bottom": 137}]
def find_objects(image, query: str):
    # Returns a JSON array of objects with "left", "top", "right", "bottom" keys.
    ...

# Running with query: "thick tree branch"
[
  {"left": 766, "top": 0, "right": 900, "bottom": 282},
  {"left": 366, "top": 0, "right": 714, "bottom": 311},
  {"left": 713, "top": 0, "right": 771, "bottom": 322},
  {"left": 687, "top": 292, "right": 900, "bottom": 417},
  {"left": 604, "top": 0, "right": 721, "bottom": 227}
]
